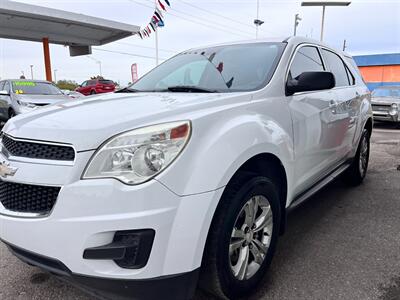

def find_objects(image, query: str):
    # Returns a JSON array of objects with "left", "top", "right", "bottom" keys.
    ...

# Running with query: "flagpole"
[
  {"left": 256, "top": 0, "right": 260, "bottom": 39},
  {"left": 155, "top": 0, "right": 159, "bottom": 66}
]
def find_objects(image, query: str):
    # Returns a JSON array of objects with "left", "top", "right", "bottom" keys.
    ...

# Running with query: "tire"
[
  {"left": 343, "top": 128, "right": 370, "bottom": 186},
  {"left": 8, "top": 109, "right": 16, "bottom": 119},
  {"left": 199, "top": 173, "right": 281, "bottom": 299},
  {"left": 90, "top": 90, "right": 96, "bottom": 95}
]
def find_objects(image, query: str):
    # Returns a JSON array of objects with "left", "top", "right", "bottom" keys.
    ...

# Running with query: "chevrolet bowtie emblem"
[{"left": 0, "top": 161, "right": 18, "bottom": 178}]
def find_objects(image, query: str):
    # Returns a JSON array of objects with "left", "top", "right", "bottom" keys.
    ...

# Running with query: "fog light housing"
[{"left": 83, "top": 229, "right": 155, "bottom": 269}]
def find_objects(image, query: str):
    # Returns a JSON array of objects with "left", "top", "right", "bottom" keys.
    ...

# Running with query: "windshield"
[
  {"left": 129, "top": 42, "right": 286, "bottom": 93},
  {"left": 372, "top": 87, "right": 400, "bottom": 98},
  {"left": 11, "top": 81, "right": 63, "bottom": 95}
]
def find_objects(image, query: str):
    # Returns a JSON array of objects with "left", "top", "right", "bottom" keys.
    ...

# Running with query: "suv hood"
[
  {"left": 16, "top": 94, "right": 70, "bottom": 104},
  {"left": 4, "top": 92, "right": 249, "bottom": 151},
  {"left": 371, "top": 96, "right": 400, "bottom": 104}
]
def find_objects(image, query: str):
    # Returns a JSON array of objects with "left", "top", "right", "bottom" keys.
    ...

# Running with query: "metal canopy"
[
  {"left": 301, "top": 1, "right": 351, "bottom": 6},
  {"left": 0, "top": 0, "right": 140, "bottom": 46}
]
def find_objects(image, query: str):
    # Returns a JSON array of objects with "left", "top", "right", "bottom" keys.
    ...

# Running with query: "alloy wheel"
[{"left": 229, "top": 195, "right": 273, "bottom": 281}]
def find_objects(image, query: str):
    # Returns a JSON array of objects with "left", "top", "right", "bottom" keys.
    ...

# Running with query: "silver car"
[
  {"left": 371, "top": 86, "right": 400, "bottom": 123},
  {"left": 0, "top": 79, "right": 70, "bottom": 121}
]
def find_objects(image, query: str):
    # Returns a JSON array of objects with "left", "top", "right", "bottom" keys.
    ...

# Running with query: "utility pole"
[
  {"left": 54, "top": 69, "right": 57, "bottom": 83},
  {"left": 86, "top": 56, "right": 102, "bottom": 77},
  {"left": 254, "top": 0, "right": 264, "bottom": 39},
  {"left": 30, "top": 65, "right": 34, "bottom": 79},
  {"left": 342, "top": 39, "right": 347, "bottom": 51},
  {"left": 294, "top": 14, "right": 302, "bottom": 36},
  {"left": 320, "top": 5, "right": 326, "bottom": 41}
]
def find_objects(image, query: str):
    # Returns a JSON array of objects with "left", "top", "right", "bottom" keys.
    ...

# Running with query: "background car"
[
  {"left": 75, "top": 79, "right": 115, "bottom": 95},
  {"left": 0, "top": 79, "right": 70, "bottom": 121},
  {"left": 371, "top": 86, "right": 400, "bottom": 124},
  {"left": 61, "top": 89, "right": 85, "bottom": 99}
]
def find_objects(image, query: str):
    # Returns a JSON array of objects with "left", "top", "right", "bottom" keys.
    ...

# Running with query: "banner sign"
[{"left": 131, "top": 63, "right": 138, "bottom": 83}]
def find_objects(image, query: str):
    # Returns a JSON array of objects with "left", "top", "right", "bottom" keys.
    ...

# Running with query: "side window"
[
  {"left": 321, "top": 49, "right": 350, "bottom": 87},
  {"left": 289, "top": 46, "right": 325, "bottom": 80},
  {"left": 81, "top": 81, "right": 87, "bottom": 87},
  {"left": 89, "top": 80, "right": 97, "bottom": 86},
  {"left": 0, "top": 81, "right": 4, "bottom": 91}
]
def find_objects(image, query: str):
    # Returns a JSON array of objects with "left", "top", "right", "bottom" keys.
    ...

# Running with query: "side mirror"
[
  {"left": 286, "top": 71, "right": 335, "bottom": 96},
  {"left": 0, "top": 90, "right": 10, "bottom": 96}
]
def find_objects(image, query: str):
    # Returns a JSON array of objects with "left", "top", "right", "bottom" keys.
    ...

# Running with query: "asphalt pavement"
[{"left": 1, "top": 123, "right": 399, "bottom": 300}]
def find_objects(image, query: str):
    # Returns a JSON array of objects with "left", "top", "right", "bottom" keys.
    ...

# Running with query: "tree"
[{"left": 56, "top": 80, "right": 79, "bottom": 91}]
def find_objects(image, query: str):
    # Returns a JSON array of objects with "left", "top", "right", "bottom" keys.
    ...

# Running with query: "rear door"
[
  {"left": 286, "top": 45, "right": 339, "bottom": 195},
  {"left": 320, "top": 49, "right": 359, "bottom": 159}
]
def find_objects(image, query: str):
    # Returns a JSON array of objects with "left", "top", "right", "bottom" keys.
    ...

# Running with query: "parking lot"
[{"left": 0, "top": 124, "right": 399, "bottom": 300}]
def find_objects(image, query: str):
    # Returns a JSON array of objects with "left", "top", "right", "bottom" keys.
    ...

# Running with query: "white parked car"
[{"left": 0, "top": 37, "right": 372, "bottom": 300}]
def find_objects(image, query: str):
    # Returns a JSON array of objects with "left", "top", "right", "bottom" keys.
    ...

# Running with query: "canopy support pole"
[{"left": 42, "top": 37, "right": 52, "bottom": 81}]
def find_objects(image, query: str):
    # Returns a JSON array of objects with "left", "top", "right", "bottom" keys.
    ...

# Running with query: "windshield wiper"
[
  {"left": 167, "top": 86, "right": 217, "bottom": 93},
  {"left": 115, "top": 87, "right": 140, "bottom": 93}
]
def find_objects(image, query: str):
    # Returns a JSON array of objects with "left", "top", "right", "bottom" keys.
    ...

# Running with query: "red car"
[{"left": 76, "top": 79, "right": 115, "bottom": 95}]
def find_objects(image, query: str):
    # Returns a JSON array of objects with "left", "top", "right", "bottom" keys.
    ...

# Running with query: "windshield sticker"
[{"left": 12, "top": 81, "right": 36, "bottom": 87}]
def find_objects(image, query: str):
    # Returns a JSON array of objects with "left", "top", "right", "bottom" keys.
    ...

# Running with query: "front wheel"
[
  {"left": 199, "top": 174, "right": 281, "bottom": 299},
  {"left": 8, "top": 109, "right": 16, "bottom": 119},
  {"left": 343, "top": 128, "right": 370, "bottom": 185}
]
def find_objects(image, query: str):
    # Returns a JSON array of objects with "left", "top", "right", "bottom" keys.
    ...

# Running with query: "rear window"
[{"left": 99, "top": 80, "right": 114, "bottom": 85}]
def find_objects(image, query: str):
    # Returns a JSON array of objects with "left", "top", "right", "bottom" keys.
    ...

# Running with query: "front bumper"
[
  {"left": 0, "top": 150, "right": 224, "bottom": 298},
  {"left": 3, "top": 241, "right": 199, "bottom": 300}
]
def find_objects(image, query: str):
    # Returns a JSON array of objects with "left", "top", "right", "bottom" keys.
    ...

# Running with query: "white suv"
[{"left": 0, "top": 37, "right": 372, "bottom": 300}]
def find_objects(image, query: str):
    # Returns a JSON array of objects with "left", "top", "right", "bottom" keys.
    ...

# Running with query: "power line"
[
  {"left": 143, "top": 0, "right": 255, "bottom": 37},
  {"left": 175, "top": 0, "right": 256, "bottom": 30},
  {"left": 116, "top": 41, "right": 177, "bottom": 53},
  {"left": 127, "top": 0, "right": 253, "bottom": 39},
  {"left": 93, "top": 48, "right": 168, "bottom": 60}
]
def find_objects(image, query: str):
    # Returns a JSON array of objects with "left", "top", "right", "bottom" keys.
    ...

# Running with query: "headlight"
[
  {"left": 17, "top": 101, "right": 36, "bottom": 108},
  {"left": 389, "top": 103, "right": 399, "bottom": 116},
  {"left": 83, "top": 121, "right": 191, "bottom": 185}
]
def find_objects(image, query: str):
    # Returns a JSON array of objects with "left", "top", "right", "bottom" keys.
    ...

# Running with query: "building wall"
[
  {"left": 353, "top": 53, "right": 400, "bottom": 91},
  {"left": 359, "top": 65, "right": 400, "bottom": 90}
]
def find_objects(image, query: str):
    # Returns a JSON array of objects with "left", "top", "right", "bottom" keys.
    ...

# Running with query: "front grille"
[
  {"left": 372, "top": 104, "right": 390, "bottom": 112},
  {"left": 1, "top": 135, "right": 75, "bottom": 161},
  {"left": 0, "top": 181, "right": 60, "bottom": 214}
]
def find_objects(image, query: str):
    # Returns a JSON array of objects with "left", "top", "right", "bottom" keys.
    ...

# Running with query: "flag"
[
  {"left": 157, "top": 19, "right": 165, "bottom": 27},
  {"left": 158, "top": 0, "right": 166, "bottom": 11},
  {"left": 154, "top": 10, "right": 163, "bottom": 22},
  {"left": 149, "top": 22, "right": 156, "bottom": 31},
  {"left": 152, "top": 15, "right": 159, "bottom": 23}
]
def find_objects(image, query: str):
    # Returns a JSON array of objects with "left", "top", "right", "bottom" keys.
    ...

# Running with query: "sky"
[{"left": 0, "top": 0, "right": 399, "bottom": 85}]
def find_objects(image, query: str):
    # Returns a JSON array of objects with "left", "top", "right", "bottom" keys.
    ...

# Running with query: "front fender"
[{"left": 157, "top": 110, "right": 294, "bottom": 197}]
